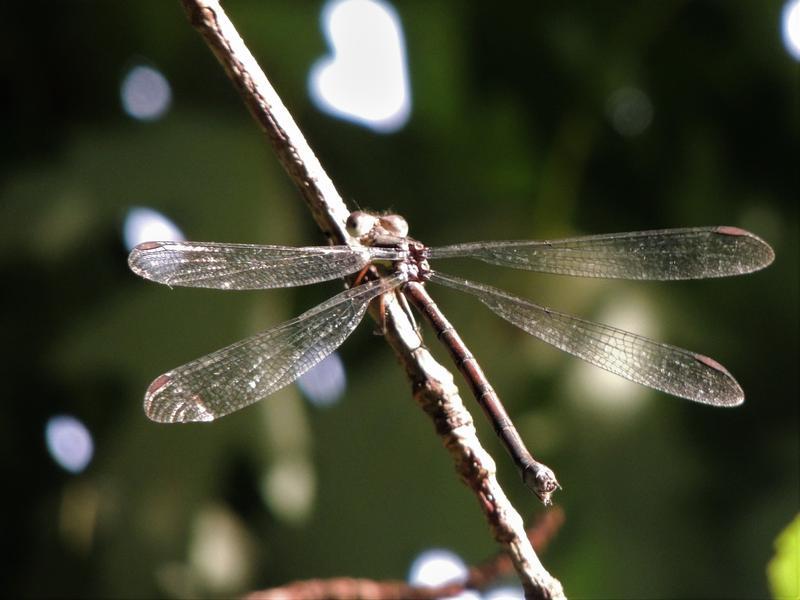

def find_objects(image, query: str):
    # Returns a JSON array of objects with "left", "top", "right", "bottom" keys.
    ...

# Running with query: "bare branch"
[
  {"left": 467, "top": 507, "right": 566, "bottom": 589},
  {"left": 178, "top": 1, "right": 564, "bottom": 597},
  {"left": 245, "top": 508, "right": 566, "bottom": 600},
  {"left": 245, "top": 578, "right": 463, "bottom": 600},
  {"left": 179, "top": 0, "right": 350, "bottom": 243}
]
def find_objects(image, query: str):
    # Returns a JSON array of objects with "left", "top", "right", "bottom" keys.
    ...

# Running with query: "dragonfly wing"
[
  {"left": 144, "top": 274, "right": 405, "bottom": 422},
  {"left": 428, "top": 227, "right": 774, "bottom": 280},
  {"left": 129, "top": 242, "right": 401, "bottom": 289},
  {"left": 430, "top": 272, "right": 743, "bottom": 406}
]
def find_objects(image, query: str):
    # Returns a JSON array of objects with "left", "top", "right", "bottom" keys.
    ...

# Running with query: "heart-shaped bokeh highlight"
[{"left": 309, "top": 0, "right": 411, "bottom": 133}]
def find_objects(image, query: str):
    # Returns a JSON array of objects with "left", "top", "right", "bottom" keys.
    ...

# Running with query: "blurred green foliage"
[
  {"left": 1, "top": 1, "right": 797, "bottom": 598},
  {"left": 768, "top": 513, "right": 800, "bottom": 599}
]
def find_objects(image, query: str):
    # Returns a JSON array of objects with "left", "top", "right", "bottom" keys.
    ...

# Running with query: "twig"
[
  {"left": 245, "top": 578, "right": 463, "bottom": 600},
  {"left": 245, "top": 508, "right": 566, "bottom": 600},
  {"left": 180, "top": 0, "right": 350, "bottom": 243},
  {"left": 178, "top": 1, "right": 564, "bottom": 598},
  {"left": 467, "top": 506, "right": 566, "bottom": 589}
]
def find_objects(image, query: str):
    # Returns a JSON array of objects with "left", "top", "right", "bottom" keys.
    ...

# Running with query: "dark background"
[{"left": 1, "top": 1, "right": 797, "bottom": 598}]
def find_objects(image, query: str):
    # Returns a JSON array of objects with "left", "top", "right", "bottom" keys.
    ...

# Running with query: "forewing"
[
  {"left": 430, "top": 272, "right": 743, "bottom": 406},
  {"left": 129, "top": 242, "right": 399, "bottom": 289},
  {"left": 428, "top": 227, "right": 774, "bottom": 280},
  {"left": 144, "top": 274, "right": 405, "bottom": 422}
]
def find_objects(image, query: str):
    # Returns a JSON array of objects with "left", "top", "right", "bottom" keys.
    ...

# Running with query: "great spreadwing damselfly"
[{"left": 129, "top": 211, "right": 774, "bottom": 502}]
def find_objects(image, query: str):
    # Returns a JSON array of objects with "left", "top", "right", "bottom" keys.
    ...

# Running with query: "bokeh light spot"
[
  {"left": 485, "top": 586, "right": 525, "bottom": 600},
  {"left": 565, "top": 292, "right": 654, "bottom": 416},
  {"left": 260, "top": 456, "right": 316, "bottom": 524},
  {"left": 45, "top": 415, "right": 94, "bottom": 474},
  {"left": 188, "top": 504, "right": 255, "bottom": 594},
  {"left": 297, "top": 352, "right": 347, "bottom": 407},
  {"left": 120, "top": 64, "right": 172, "bottom": 121},
  {"left": 606, "top": 86, "right": 654, "bottom": 137},
  {"left": 123, "top": 206, "right": 185, "bottom": 251},
  {"left": 782, "top": 0, "right": 800, "bottom": 60},
  {"left": 309, "top": 0, "right": 411, "bottom": 133},
  {"left": 408, "top": 548, "right": 467, "bottom": 587}
]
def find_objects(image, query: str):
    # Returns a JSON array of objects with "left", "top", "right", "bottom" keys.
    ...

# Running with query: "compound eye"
[
  {"left": 379, "top": 214, "right": 409, "bottom": 237},
  {"left": 346, "top": 211, "right": 377, "bottom": 237}
]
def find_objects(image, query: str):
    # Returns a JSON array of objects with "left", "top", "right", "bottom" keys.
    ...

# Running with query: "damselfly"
[{"left": 129, "top": 211, "right": 774, "bottom": 500}]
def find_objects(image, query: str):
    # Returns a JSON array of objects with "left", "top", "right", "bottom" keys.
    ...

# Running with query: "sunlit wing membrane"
[
  {"left": 128, "top": 241, "right": 402, "bottom": 290},
  {"left": 144, "top": 274, "right": 406, "bottom": 422},
  {"left": 427, "top": 227, "right": 774, "bottom": 280},
  {"left": 430, "top": 272, "right": 744, "bottom": 406}
]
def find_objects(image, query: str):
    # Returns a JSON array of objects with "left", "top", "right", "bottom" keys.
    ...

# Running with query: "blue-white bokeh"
[
  {"left": 120, "top": 64, "right": 172, "bottom": 121},
  {"left": 484, "top": 586, "right": 524, "bottom": 600},
  {"left": 123, "top": 206, "right": 185, "bottom": 251},
  {"left": 297, "top": 352, "right": 347, "bottom": 407},
  {"left": 45, "top": 415, "right": 94, "bottom": 474},
  {"left": 782, "top": 0, "right": 800, "bottom": 60},
  {"left": 309, "top": 0, "right": 411, "bottom": 133},
  {"left": 408, "top": 549, "right": 479, "bottom": 599}
]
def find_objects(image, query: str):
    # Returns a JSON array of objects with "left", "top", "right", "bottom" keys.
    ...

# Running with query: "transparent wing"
[
  {"left": 144, "top": 274, "right": 406, "bottom": 422},
  {"left": 129, "top": 241, "right": 402, "bottom": 290},
  {"left": 427, "top": 227, "right": 774, "bottom": 280},
  {"left": 430, "top": 271, "right": 743, "bottom": 406}
]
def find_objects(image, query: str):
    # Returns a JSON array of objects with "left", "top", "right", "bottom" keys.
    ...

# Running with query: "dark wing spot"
[
  {"left": 146, "top": 373, "right": 172, "bottom": 396},
  {"left": 135, "top": 241, "right": 165, "bottom": 251}
]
